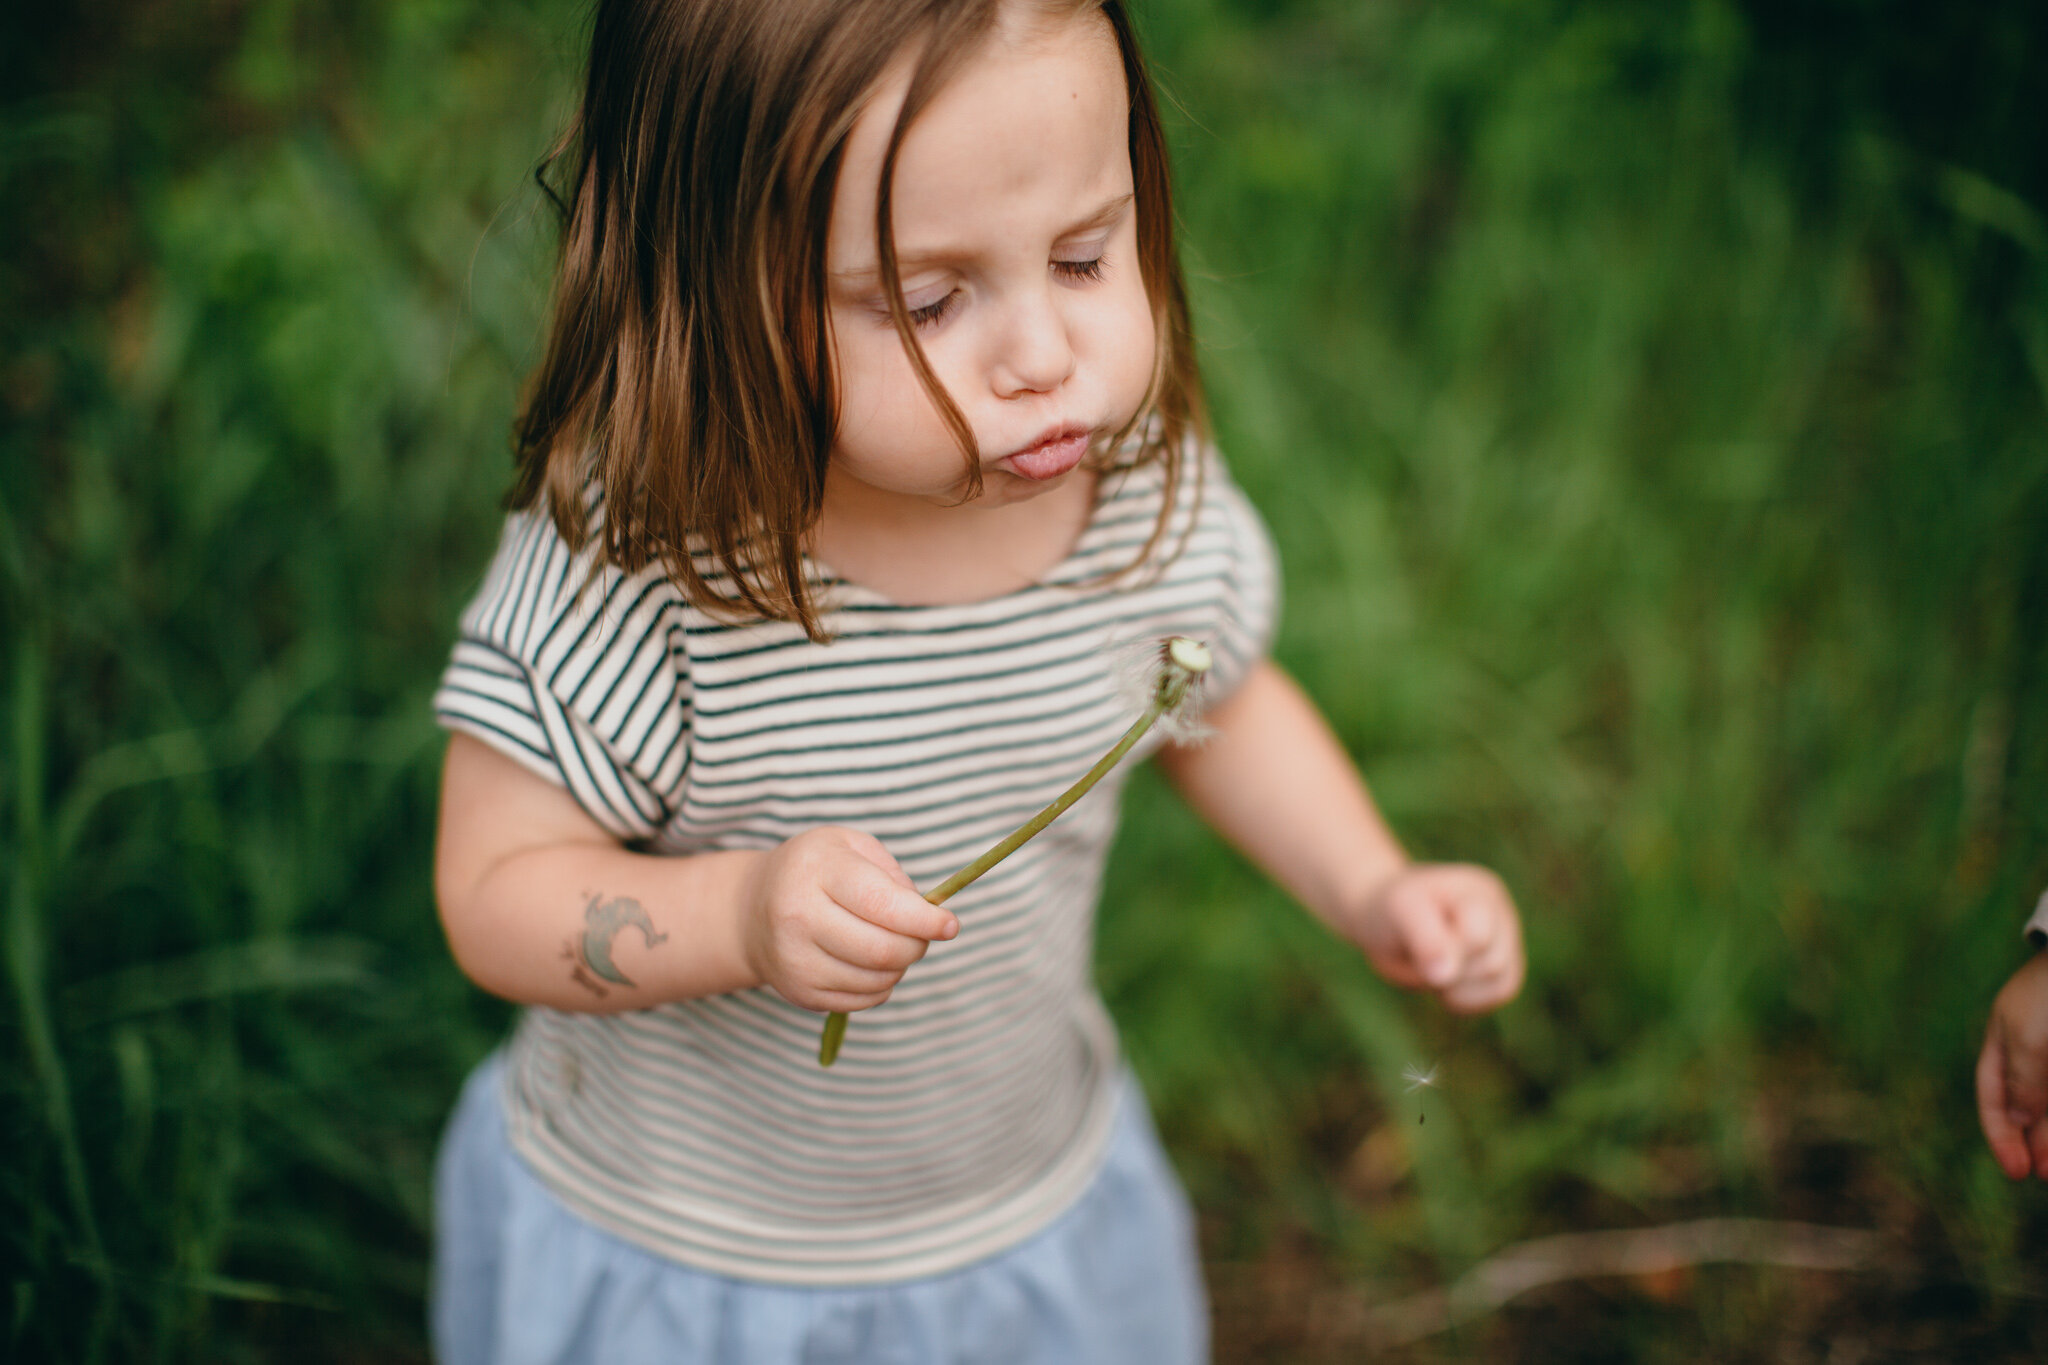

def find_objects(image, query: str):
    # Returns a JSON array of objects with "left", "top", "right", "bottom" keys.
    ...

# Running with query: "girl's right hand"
[{"left": 739, "top": 827, "right": 959, "bottom": 1013}]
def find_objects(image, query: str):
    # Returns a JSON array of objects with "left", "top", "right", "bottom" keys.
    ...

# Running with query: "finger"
[
  {"left": 1463, "top": 874, "right": 1524, "bottom": 1005},
  {"left": 1483, "top": 901, "right": 1526, "bottom": 999},
  {"left": 1440, "top": 945, "right": 1522, "bottom": 1013},
  {"left": 1453, "top": 885, "right": 1519, "bottom": 970},
  {"left": 845, "top": 829, "right": 920, "bottom": 893},
  {"left": 779, "top": 937, "right": 905, "bottom": 995},
  {"left": 829, "top": 859, "right": 959, "bottom": 942},
  {"left": 814, "top": 911, "right": 933, "bottom": 974},
  {"left": 1384, "top": 883, "right": 1462, "bottom": 989},
  {"left": 1434, "top": 928, "right": 1503, "bottom": 1011},
  {"left": 2005, "top": 1023, "right": 2048, "bottom": 1128},
  {"left": 1443, "top": 877, "right": 1501, "bottom": 956},
  {"left": 1439, "top": 980, "right": 1496, "bottom": 1015},
  {"left": 1976, "top": 1029, "right": 2032, "bottom": 1179},
  {"left": 1441, "top": 944, "right": 1524, "bottom": 1014},
  {"left": 790, "top": 984, "right": 896, "bottom": 1015},
  {"left": 2029, "top": 1117, "right": 2048, "bottom": 1183},
  {"left": 769, "top": 945, "right": 904, "bottom": 1012}
]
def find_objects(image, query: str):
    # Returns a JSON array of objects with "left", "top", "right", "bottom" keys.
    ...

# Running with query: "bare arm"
[
  {"left": 1156, "top": 660, "right": 1524, "bottom": 1013},
  {"left": 433, "top": 733, "right": 957, "bottom": 1014}
]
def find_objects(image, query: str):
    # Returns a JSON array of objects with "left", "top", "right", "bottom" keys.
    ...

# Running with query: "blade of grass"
[
  {"left": 60, "top": 935, "right": 381, "bottom": 1027},
  {"left": 65, "top": 1254, "right": 342, "bottom": 1313},
  {"left": 6, "top": 637, "right": 113, "bottom": 1350}
]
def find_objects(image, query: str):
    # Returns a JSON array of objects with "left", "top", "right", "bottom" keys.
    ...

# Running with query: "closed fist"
[
  {"left": 1977, "top": 951, "right": 2048, "bottom": 1180},
  {"left": 1347, "top": 862, "right": 1525, "bottom": 1014},
  {"left": 740, "top": 827, "right": 958, "bottom": 1013}
]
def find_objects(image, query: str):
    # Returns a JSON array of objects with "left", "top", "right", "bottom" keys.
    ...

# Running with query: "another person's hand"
[
  {"left": 1977, "top": 951, "right": 2048, "bottom": 1179},
  {"left": 739, "top": 827, "right": 958, "bottom": 1013},
  {"left": 1349, "top": 863, "right": 1525, "bottom": 1013}
]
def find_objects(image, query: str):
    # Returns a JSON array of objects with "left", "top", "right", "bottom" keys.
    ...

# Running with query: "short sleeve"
[
  {"left": 2027, "top": 889, "right": 2048, "bottom": 949},
  {"left": 1186, "top": 445, "right": 1280, "bottom": 704},
  {"left": 434, "top": 510, "right": 692, "bottom": 843}
]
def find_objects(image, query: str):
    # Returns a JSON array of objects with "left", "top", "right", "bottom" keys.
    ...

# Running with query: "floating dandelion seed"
[
  {"left": 817, "top": 636, "right": 1215, "bottom": 1066},
  {"left": 1403, "top": 1060, "right": 1440, "bottom": 1125}
]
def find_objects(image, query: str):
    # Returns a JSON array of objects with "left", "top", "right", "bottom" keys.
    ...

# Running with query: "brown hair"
[{"left": 511, "top": 0, "right": 1203, "bottom": 638}]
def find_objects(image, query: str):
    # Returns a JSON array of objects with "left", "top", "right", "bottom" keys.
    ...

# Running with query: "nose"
[{"left": 990, "top": 288, "right": 1076, "bottom": 398}]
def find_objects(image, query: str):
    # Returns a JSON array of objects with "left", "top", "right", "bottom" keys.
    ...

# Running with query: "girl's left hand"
[
  {"left": 1976, "top": 951, "right": 2048, "bottom": 1179},
  {"left": 1348, "top": 863, "right": 1525, "bottom": 1014}
]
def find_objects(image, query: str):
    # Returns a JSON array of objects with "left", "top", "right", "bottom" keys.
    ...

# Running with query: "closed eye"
[
  {"left": 898, "top": 256, "right": 1103, "bottom": 328},
  {"left": 906, "top": 290, "right": 960, "bottom": 329}
]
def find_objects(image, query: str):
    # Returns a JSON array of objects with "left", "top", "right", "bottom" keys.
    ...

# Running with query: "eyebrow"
[{"left": 830, "top": 192, "right": 1135, "bottom": 289}]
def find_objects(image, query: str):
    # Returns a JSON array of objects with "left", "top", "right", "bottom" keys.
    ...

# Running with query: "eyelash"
[
  {"left": 901, "top": 256, "right": 1108, "bottom": 330},
  {"left": 906, "top": 293, "right": 959, "bottom": 329}
]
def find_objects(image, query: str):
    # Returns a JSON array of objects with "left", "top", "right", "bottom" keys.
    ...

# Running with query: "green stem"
[{"left": 817, "top": 693, "right": 1171, "bottom": 1067}]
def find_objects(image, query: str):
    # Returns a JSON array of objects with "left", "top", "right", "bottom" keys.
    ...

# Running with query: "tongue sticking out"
[{"left": 1003, "top": 432, "right": 1089, "bottom": 482}]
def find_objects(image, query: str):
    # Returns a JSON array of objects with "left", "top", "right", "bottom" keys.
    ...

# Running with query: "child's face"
[{"left": 824, "top": 5, "right": 1157, "bottom": 516}]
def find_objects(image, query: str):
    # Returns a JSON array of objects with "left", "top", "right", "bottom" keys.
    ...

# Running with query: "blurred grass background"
[{"left": 4, "top": 0, "right": 2045, "bottom": 1359}]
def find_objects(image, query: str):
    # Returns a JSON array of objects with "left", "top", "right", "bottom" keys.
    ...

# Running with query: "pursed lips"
[{"left": 997, "top": 425, "right": 1091, "bottom": 481}]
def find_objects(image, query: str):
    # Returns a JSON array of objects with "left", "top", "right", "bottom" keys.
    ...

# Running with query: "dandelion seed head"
[
  {"left": 1166, "top": 636, "right": 1212, "bottom": 676},
  {"left": 1108, "top": 632, "right": 1216, "bottom": 745}
]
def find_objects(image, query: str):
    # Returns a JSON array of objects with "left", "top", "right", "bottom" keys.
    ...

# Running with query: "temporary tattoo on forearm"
[{"left": 562, "top": 894, "right": 669, "bottom": 997}]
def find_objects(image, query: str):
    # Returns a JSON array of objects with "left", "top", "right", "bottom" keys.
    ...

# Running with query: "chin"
[{"left": 978, "top": 468, "right": 1073, "bottom": 503}]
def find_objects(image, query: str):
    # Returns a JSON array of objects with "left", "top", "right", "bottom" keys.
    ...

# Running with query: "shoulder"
[
  {"left": 1086, "top": 438, "right": 1270, "bottom": 557},
  {"left": 459, "top": 485, "right": 696, "bottom": 674},
  {"left": 438, "top": 490, "right": 700, "bottom": 837},
  {"left": 1122, "top": 438, "right": 1278, "bottom": 589},
  {"left": 1092, "top": 439, "right": 1279, "bottom": 701}
]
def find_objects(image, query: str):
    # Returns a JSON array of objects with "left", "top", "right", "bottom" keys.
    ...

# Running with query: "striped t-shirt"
[{"left": 433, "top": 446, "right": 1277, "bottom": 1284}]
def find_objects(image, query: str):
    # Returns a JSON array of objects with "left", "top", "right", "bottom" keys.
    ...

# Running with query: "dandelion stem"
[{"left": 817, "top": 637, "right": 1210, "bottom": 1066}]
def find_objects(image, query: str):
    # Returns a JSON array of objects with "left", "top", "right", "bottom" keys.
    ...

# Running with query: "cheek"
[
  {"left": 1101, "top": 282, "right": 1159, "bottom": 403},
  {"left": 830, "top": 318, "right": 956, "bottom": 445},
  {"left": 1132, "top": 291, "right": 1159, "bottom": 373},
  {"left": 831, "top": 320, "right": 903, "bottom": 415}
]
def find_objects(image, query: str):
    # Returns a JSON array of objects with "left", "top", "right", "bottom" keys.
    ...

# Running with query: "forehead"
[{"left": 827, "top": 6, "right": 1129, "bottom": 272}]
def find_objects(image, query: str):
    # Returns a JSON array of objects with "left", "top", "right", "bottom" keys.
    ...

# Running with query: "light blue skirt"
[{"left": 431, "top": 1052, "right": 1209, "bottom": 1365}]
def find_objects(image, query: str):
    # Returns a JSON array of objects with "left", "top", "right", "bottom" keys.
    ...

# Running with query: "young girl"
[{"left": 429, "top": 1, "right": 1525, "bottom": 1361}]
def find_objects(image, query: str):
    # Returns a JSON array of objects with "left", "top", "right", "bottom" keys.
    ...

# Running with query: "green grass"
[{"left": 5, "top": 0, "right": 2046, "bottom": 1359}]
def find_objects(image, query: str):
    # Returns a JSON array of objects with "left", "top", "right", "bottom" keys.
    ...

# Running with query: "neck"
[{"left": 808, "top": 468, "right": 1098, "bottom": 606}]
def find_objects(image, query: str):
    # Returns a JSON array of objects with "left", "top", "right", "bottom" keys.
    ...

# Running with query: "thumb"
[
  {"left": 1387, "top": 884, "right": 1460, "bottom": 989},
  {"left": 845, "top": 828, "right": 919, "bottom": 893}
]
